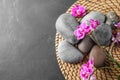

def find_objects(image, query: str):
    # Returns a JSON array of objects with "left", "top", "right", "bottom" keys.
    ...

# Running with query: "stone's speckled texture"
[
  {"left": 106, "top": 12, "right": 119, "bottom": 29},
  {"left": 58, "top": 40, "right": 83, "bottom": 63},
  {"left": 78, "top": 36, "right": 95, "bottom": 54},
  {"left": 92, "top": 23, "right": 112, "bottom": 46},
  {"left": 56, "top": 13, "right": 79, "bottom": 44},
  {"left": 89, "top": 45, "right": 106, "bottom": 68},
  {"left": 80, "top": 11, "right": 105, "bottom": 24}
]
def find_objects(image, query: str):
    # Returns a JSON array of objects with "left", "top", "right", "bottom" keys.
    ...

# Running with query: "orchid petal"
[
  {"left": 71, "top": 4, "right": 86, "bottom": 17},
  {"left": 115, "top": 22, "right": 120, "bottom": 28},
  {"left": 80, "top": 58, "right": 95, "bottom": 80}
]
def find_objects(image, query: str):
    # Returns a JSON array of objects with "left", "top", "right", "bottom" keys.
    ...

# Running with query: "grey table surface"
[{"left": 0, "top": 0, "right": 75, "bottom": 80}]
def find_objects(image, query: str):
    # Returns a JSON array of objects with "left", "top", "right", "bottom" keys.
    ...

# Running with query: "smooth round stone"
[
  {"left": 89, "top": 45, "right": 106, "bottom": 68},
  {"left": 80, "top": 11, "right": 105, "bottom": 24},
  {"left": 56, "top": 13, "right": 79, "bottom": 44},
  {"left": 78, "top": 36, "right": 95, "bottom": 54},
  {"left": 106, "top": 12, "right": 118, "bottom": 28},
  {"left": 92, "top": 23, "right": 112, "bottom": 46},
  {"left": 58, "top": 40, "right": 83, "bottom": 63}
]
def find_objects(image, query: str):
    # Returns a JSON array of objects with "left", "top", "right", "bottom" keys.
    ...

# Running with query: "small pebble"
[
  {"left": 56, "top": 13, "right": 79, "bottom": 44},
  {"left": 58, "top": 40, "right": 83, "bottom": 63},
  {"left": 106, "top": 12, "right": 119, "bottom": 29},
  {"left": 78, "top": 36, "right": 95, "bottom": 54},
  {"left": 80, "top": 11, "right": 105, "bottom": 24},
  {"left": 89, "top": 45, "right": 106, "bottom": 68},
  {"left": 92, "top": 23, "right": 112, "bottom": 46}
]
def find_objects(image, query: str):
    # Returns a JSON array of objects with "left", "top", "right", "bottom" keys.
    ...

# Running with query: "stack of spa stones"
[{"left": 55, "top": 11, "right": 118, "bottom": 68}]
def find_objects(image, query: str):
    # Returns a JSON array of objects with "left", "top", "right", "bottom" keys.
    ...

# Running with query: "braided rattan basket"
[{"left": 55, "top": 0, "right": 120, "bottom": 80}]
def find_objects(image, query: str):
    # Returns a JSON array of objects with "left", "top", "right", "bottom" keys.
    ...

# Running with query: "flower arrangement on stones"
[{"left": 55, "top": 4, "right": 120, "bottom": 80}]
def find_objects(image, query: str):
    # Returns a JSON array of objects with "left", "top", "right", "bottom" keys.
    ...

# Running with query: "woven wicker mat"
[{"left": 55, "top": 0, "right": 120, "bottom": 80}]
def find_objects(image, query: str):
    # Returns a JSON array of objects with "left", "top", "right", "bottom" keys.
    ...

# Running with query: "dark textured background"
[{"left": 0, "top": 0, "right": 75, "bottom": 80}]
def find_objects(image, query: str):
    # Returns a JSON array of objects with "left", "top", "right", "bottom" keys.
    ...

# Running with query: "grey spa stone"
[
  {"left": 106, "top": 12, "right": 119, "bottom": 29},
  {"left": 58, "top": 40, "right": 83, "bottom": 63},
  {"left": 56, "top": 13, "right": 79, "bottom": 44},
  {"left": 92, "top": 23, "right": 112, "bottom": 46},
  {"left": 80, "top": 11, "right": 105, "bottom": 24},
  {"left": 78, "top": 36, "right": 95, "bottom": 54}
]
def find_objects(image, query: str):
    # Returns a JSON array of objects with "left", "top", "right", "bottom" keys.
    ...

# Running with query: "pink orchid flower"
[
  {"left": 71, "top": 4, "right": 86, "bottom": 17},
  {"left": 74, "top": 22, "right": 89, "bottom": 40},
  {"left": 114, "top": 22, "right": 120, "bottom": 28},
  {"left": 74, "top": 29, "right": 85, "bottom": 40},
  {"left": 89, "top": 19, "right": 99, "bottom": 30},
  {"left": 74, "top": 19, "right": 99, "bottom": 40},
  {"left": 80, "top": 58, "right": 95, "bottom": 80},
  {"left": 80, "top": 22, "right": 91, "bottom": 34}
]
